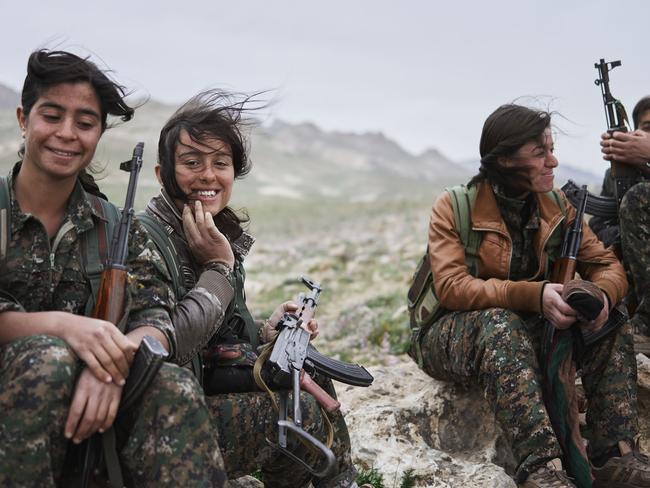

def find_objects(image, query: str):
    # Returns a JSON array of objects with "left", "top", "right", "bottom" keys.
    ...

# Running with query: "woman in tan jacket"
[{"left": 413, "top": 104, "right": 649, "bottom": 488}]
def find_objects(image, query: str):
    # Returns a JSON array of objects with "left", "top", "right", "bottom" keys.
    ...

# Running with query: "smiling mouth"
[
  {"left": 47, "top": 147, "right": 80, "bottom": 157},
  {"left": 193, "top": 190, "right": 220, "bottom": 198}
]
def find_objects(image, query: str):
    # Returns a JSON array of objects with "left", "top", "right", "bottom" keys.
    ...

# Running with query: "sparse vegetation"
[
  {"left": 356, "top": 466, "right": 385, "bottom": 488},
  {"left": 399, "top": 468, "right": 417, "bottom": 488},
  {"left": 250, "top": 468, "right": 264, "bottom": 482}
]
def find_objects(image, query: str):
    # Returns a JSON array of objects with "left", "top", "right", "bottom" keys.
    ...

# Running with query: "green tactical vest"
[
  {"left": 407, "top": 184, "right": 566, "bottom": 367},
  {"left": 137, "top": 211, "right": 259, "bottom": 384}
]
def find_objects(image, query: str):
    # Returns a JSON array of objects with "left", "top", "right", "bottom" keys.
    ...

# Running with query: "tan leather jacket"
[{"left": 428, "top": 181, "right": 627, "bottom": 314}]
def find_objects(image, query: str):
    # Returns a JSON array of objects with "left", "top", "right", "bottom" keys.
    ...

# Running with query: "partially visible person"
[
  {"left": 0, "top": 50, "right": 224, "bottom": 487},
  {"left": 593, "top": 97, "right": 650, "bottom": 343},
  {"left": 410, "top": 104, "right": 650, "bottom": 487},
  {"left": 589, "top": 96, "right": 650, "bottom": 246},
  {"left": 142, "top": 90, "right": 362, "bottom": 488}
]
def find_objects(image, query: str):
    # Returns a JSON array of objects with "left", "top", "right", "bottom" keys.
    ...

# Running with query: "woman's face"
[
  {"left": 503, "top": 128, "right": 558, "bottom": 193},
  {"left": 17, "top": 82, "right": 102, "bottom": 182},
  {"left": 168, "top": 129, "right": 235, "bottom": 216}
]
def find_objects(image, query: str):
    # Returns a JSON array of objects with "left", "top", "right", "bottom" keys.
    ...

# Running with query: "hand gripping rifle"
[
  {"left": 548, "top": 185, "right": 626, "bottom": 344},
  {"left": 262, "top": 277, "right": 373, "bottom": 477},
  {"left": 81, "top": 143, "right": 168, "bottom": 488},
  {"left": 541, "top": 185, "right": 593, "bottom": 485},
  {"left": 563, "top": 58, "right": 638, "bottom": 218}
]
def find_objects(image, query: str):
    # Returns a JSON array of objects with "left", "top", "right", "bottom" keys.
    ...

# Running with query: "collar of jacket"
[
  {"left": 471, "top": 180, "right": 564, "bottom": 235},
  {"left": 8, "top": 161, "right": 104, "bottom": 235},
  {"left": 471, "top": 180, "right": 566, "bottom": 280}
]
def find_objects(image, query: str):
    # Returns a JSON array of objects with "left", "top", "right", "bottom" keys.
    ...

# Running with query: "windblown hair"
[
  {"left": 468, "top": 104, "right": 552, "bottom": 192},
  {"left": 158, "top": 89, "right": 262, "bottom": 237},
  {"left": 632, "top": 96, "right": 650, "bottom": 129},
  {"left": 19, "top": 49, "right": 135, "bottom": 199}
]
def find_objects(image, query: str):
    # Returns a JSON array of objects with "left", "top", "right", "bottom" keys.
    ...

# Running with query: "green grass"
[
  {"left": 365, "top": 294, "right": 411, "bottom": 355},
  {"left": 399, "top": 468, "right": 417, "bottom": 488},
  {"left": 357, "top": 467, "right": 385, "bottom": 488}
]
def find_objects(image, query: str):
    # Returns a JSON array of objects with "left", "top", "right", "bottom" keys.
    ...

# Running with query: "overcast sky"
[{"left": 1, "top": 0, "right": 647, "bottom": 173}]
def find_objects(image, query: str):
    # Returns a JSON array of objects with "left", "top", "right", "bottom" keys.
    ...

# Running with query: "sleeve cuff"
[
  {"left": 196, "top": 270, "right": 234, "bottom": 309},
  {"left": 506, "top": 281, "right": 546, "bottom": 313},
  {"left": 127, "top": 306, "right": 177, "bottom": 359}
]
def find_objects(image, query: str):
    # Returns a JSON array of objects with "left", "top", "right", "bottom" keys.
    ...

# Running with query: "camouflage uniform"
[
  {"left": 620, "top": 181, "right": 650, "bottom": 336},
  {"left": 416, "top": 187, "right": 638, "bottom": 481},
  {"left": 145, "top": 191, "right": 357, "bottom": 488},
  {"left": 588, "top": 168, "right": 619, "bottom": 248},
  {"left": 0, "top": 169, "right": 225, "bottom": 487}
]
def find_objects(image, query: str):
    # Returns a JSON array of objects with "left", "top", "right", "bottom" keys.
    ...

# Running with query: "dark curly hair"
[
  {"left": 19, "top": 49, "right": 134, "bottom": 198},
  {"left": 158, "top": 89, "right": 263, "bottom": 237}
]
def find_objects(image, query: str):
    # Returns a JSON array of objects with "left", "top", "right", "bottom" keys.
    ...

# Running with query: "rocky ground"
[
  {"left": 240, "top": 198, "right": 650, "bottom": 488},
  {"left": 337, "top": 355, "right": 650, "bottom": 488}
]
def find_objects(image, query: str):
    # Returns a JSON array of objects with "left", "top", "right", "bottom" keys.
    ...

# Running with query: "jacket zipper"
[
  {"left": 536, "top": 215, "right": 565, "bottom": 280},
  {"left": 49, "top": 220, "right": 75, "bottom": 293}
]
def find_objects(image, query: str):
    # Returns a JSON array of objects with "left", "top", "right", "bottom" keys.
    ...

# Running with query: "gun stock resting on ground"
[
  {"left": 81, "top": 142, "right": 168, "bottom": 488},
  {"left": 264, "top": 276, "right": 373, "bottom": 477}
]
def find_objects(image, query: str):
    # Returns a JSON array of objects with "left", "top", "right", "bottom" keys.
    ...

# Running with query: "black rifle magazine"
[
  {"left": 119, "top": 335, "right": 167, "bottom": 413},
  {"left": 581, "top": 306, "right": 628, "bottom": 346},
  {"left": 306, "top": 345, "right": 374, "bottom": 387}
]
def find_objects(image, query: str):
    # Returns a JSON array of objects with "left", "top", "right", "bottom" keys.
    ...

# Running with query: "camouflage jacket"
[
  {"left": 0, "top": 167, "right": 177, "bottom": 350},
  {"left": 144, "top": 191, "right": 256, "bottom": 365}
]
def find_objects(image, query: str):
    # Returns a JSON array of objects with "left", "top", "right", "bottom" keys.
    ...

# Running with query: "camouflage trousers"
[
  {"left": 417, "top": 308, "right": 638, "bottom": 479},
  {"left": 621, "top": 181, "right": 650, "bottom": 336},
  {"left": 0, "top": 335, "right": 226, "bottom": 487},
  {"left": 206, "top": 375, "right": 356, "bottom": 488}
]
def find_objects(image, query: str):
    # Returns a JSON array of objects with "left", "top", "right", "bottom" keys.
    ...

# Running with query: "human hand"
[
  {"left": 601, "top": 130, "right": 650, "bottom": 166},
  {"left": 64, "top": 368, "right": 123, "bottom": 444},
  {"left": 183, "top": 200, "right": 235, "bottom": 268},
  {"left": 260, "top": 301, "right": 320, "bottom": 343},
  {"left": 542, "top": 283, "right": 578, "bottom": 329},
  {"left": 59, "top": 312, "right": 137, "bottom": 385}
]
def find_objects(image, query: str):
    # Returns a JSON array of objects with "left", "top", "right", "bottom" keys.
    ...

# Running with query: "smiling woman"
[
  {"left": 409, "top": 103, "right": 647, "bottom": 488},
  {"left": 0, "top": 50, "right": 224, "bottom": 487},
  {"left": 18, "top": 82, "right": 103, "bottom": 189},
  {"left": 140, "top": 90, "right": 361, "bottom": 487}
]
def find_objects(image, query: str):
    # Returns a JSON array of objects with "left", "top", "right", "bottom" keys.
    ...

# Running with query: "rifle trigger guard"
[{"left": 267, "top": 420, "right": 336, "bottom": 478}]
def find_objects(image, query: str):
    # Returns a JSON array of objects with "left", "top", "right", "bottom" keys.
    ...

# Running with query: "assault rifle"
[
  {"left": 547, "top": 185, "right": 626, "bottom": 345},
  {"left": 563, "top": 58, "right": 639, "bottom": 217},
  {"left": 81, "top": 143, "right": 168, "bottom": 488},
  {"left": 265, "top": 277, "right": 373, "bottom": 477}
]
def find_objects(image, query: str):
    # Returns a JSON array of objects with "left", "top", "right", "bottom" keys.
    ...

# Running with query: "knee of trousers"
[
  {"left": 620, "top": 182, "right": 650, "bottom": 226},
  {"left": 0, "top": 335, "right": 78, "bottom": 411},
  {"left": 476, "top": 308, "right": 535, "bottom": 358},
  {"left": 295, "top": 392, "right": 334, "bottom": 437},
  {"left": 140, "top": 362, "right": 207, "bottom": 414}
]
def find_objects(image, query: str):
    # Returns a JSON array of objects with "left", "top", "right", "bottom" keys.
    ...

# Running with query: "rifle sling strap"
[
  {"left": 102, "top": 427, "right": 124, "bottom": 488},
  {"left": 81, "top": 195, "right": 121, "bottom": 322},
  {"left": 78, "top": 195, "right": 124, "bottom": 488},
  {"left": 0, "top": 176, "right": 10, "bottom": 261},
  {"left": 135, "top": 212, "right": 206, "bottom": 382},
  {"left": 253, "top": 341, "right": 335, "bottom": 451}
]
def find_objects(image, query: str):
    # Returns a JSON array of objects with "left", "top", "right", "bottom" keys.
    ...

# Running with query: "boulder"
[{"left": 337, "top": 354, "right": 650, "bottom": 488}]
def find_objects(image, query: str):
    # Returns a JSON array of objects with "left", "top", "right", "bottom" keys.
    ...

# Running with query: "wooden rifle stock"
[
  {"left": 299, "top": 371, "right": 340, "bottom": 413},
  {"left": 551, "top": 257, "right": 577, "bottom": 286},
  {"left": 92, "top": 267, "right": 127, "bottom": 326},
  {"left": 90, "top": 142, "right": 144, "bottom": 328}
]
